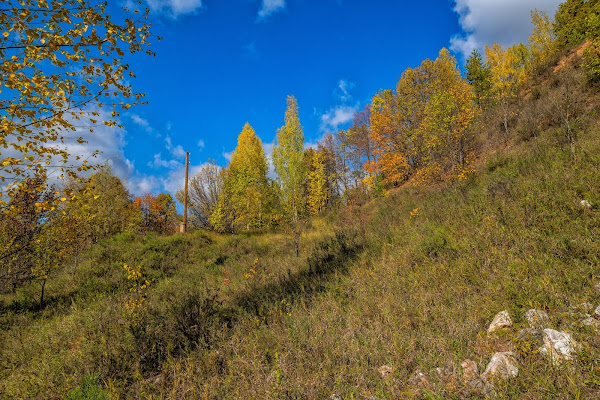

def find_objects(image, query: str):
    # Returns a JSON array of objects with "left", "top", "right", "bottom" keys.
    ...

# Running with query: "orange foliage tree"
[{"left": 134, "top": 193, "right": 177, "bottom": 234}]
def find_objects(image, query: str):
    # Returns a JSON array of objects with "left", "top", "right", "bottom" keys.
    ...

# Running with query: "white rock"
[
  {"left": 595, "top": 283, "right": 600, "bottom": 294},
  {"left": 540, "top": 329, "right": 578, "bottom": 363},
  {"left": 582, "top": 317, "right": 600, "bottom": 332},
  {"left": 594, "top": 305, "right": 600, "bottom": 319},
  {"left": 488, "top": 310, "right": 512, "bottom": 333},
  {"left": 524, "top": 309, "right": 550, "bottom": 330},
  {"left": 581, "top": 200, "right": 592, "bottom": 208},
  {"left": 481, "top": 352, "right": 519, "bottom": 382}
]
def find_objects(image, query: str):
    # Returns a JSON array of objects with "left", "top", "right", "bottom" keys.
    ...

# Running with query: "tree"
[
  {"left": 554, "top": 0, "right": 600, "bottom": 49},
  {"left": 417, "top": 49, "right": 478, "bottom": 183},
  {"left": 176, "top": 161, "right": 223, "bottom": 229},
  {"left": 466, "top": 49, "right": 493, "bottom": 109},
  {"left": 305, "top": 148, "right": 328, "bottom": 215},
  {"left": 0, "top": 177, "right": 53, "bottom": 292},
  {"left": 211, "top": 123, "right": 272, "bottom": 232},
  {"left": 368, "top": 89, "right": 410, "bottom": 186},
  {"left": 77, "top": 167, "right": 140, "bottom": 241},
  {"left": 367, "top": 48, "right": 478, "bottom": 186},
  {"left": 485, "top": 43, "right": 526, "bottom": 137},
  {"left": 528, "top": 9, "right": 556, "bottom": 70},
  {"left": 273, "top": 96, "right": 307, "bottom": 223},
  {"left": 135, "top": 192, "right": 177, "bottom": 234},
  {"left": 0, "top": 0, "right": 156, "bottom": 199}
]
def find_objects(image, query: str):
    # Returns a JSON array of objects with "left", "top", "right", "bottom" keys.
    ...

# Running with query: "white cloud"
[
  {"left": 146, "top": 0, "right": 202, "bottom": 18},
  {"left": 336, "top": 79, "right": 355, "bottom": 102},
  {"left": 127, "top": 175, "right": 160, "bottom": 195},
  {"left": 320, "top": 104, "right": 358, "bottom": 132},
  {"left": 197, "top": 139, "right": 205, "bottom": 149},
  {"left": 160, "top": 162, "right": 210, "bottom": 196},
  {"left": 222, "top": 150, "right": 233, "bottom": 161},
  {"left": 130, "top": 114, "right": 152, "bottom": 133},
  {"left": 148, "top": 152, "right": 181, "bottom": 169},
  {"left": 450, "top": 0, "right": 563, "bottom": 59},
  {"left": 47, "top": 108, "right": 135, "bottom": 184},
  {"left": 257, "top": 0, "right": 285, "bottom": 21},
  {"left": 165, "top": 136, "right": 186, "bottom": 158}
]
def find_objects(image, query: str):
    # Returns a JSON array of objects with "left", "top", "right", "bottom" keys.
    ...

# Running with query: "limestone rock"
[
  {"left": 524, "top": 309, "right": 550, "bottom": 330},
  {"left": 481, "top": 352, "right": 519, "bottom": 382},
  {"left": 377, "top": 365, "right": 392, "bottom": 378},
  {"left": 580, "top": 199, "right": 592, "bottom": 209},
  {"left": 488, "top": 310, "right": 512, "bottom": 333},
  {"left": 539, "top": 329, "right": 578, "bottom": 363},
  {"left": 582, "top": 316, "right": 600, "bottom": 332},
  {"left": 329, "top": 395, "right": 343, "bottom": 400}
]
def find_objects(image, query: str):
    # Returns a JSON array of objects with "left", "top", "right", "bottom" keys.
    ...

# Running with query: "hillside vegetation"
[
  {"left": 2, "top": 55, "right": 600, "bottom": 399},
  {"left": 3, "top": 0, "right": 600, "bottom": 399}
]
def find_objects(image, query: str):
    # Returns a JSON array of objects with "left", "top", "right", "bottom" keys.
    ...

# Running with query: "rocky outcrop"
[
  {"left": 481, "top": 352, "right": 519, "bottom": 382},
  {"left": 488, "top": 311, "right": 512, "bottom": 333},
  {"left": 539, "top": 329, "right": 578, "bottom": 363}
]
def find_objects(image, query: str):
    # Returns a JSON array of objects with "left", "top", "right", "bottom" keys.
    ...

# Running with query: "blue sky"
[{"left": 92, "top": 0, "right": 562, "bottom": 197}]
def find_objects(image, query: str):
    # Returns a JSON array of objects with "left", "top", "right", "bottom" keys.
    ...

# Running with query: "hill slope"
[{"left": 2, "top": 58, "right": 600, "bottom": 400}]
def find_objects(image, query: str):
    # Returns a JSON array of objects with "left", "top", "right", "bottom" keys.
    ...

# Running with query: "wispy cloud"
[
  {"left": 148, "top": 152, "right": 181, "bottom": 169},
  {"left": 450, "top": 0, "right": 562, "bottom": 59},
  {"left": 222, "top": 149, "right": 233, "bottom": 162},
  {"left": 320, "top": 79, "right": 358, "bottom": 132},
  {"left": 257, "top": 0, "right": 285, "bottom": 21},
  {"left": 336, "top": 79, "right": 355, "bottom": 102},
  {"left": 197, "top": 139, "right": 205, "bottom": 149},
  {"left": 160, "top": 162, "right": 210, "bottom": 196},
  {"left": 320, "top": 104, "right": 358, "bottom": 132},
  {"left": 146, "top": 0, "right": 202, "bottom": 18},
  {"left": 165, "top": 136, "right": 186, "bottom": 158},
  {"left": 130, "top": 114, "right": 152, "bottom": 133}
]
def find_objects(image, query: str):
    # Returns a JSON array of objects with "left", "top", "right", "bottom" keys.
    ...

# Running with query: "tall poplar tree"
[
  {"left": 273, "top": 96, "right": 307, "bottom": 223},
  {"left": 211, "top": 123, "right": 270, "bottom": 232}
]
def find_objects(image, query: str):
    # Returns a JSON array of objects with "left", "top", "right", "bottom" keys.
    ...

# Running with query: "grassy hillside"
[{"left": 3, "top": 62, "right": 600, "bottom": 400}]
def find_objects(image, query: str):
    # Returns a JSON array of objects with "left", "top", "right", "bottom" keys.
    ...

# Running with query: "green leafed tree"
[
  {"left": 273, "top": 95, "right": 307, "bottom": 223},
  {"left": 466, "top": 49, "right": 493, "bottom": 109},
  {"left": 211, "top": 123, "right": 272, "bottom": 232}
]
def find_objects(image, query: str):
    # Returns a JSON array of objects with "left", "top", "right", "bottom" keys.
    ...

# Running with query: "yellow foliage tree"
[
  {"left": 211, "top": 123, "right": 271, "bottom": 232},
  {"left": 0, "top": 0, "right": 157, "bottom": 200},
  {"left": 305, "top": 148, "right": 328, "bottom": 215},
  {"left": 485, "top": 42, "right": 527, "bottom": 137}
]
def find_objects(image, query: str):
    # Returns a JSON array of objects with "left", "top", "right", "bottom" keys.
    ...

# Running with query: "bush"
[{"left": 66, "top": 374, "right": 109, "bottom": 400}]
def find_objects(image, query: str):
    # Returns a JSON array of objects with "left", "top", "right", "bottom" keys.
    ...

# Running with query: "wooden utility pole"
[{"left": 182, "top": 151, "right": 190, "bottom": 233}]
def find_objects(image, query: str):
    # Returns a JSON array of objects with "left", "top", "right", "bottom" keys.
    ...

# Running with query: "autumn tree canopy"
[{"left": 0, "top": 0, "right": 157, "bottom": 200}]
